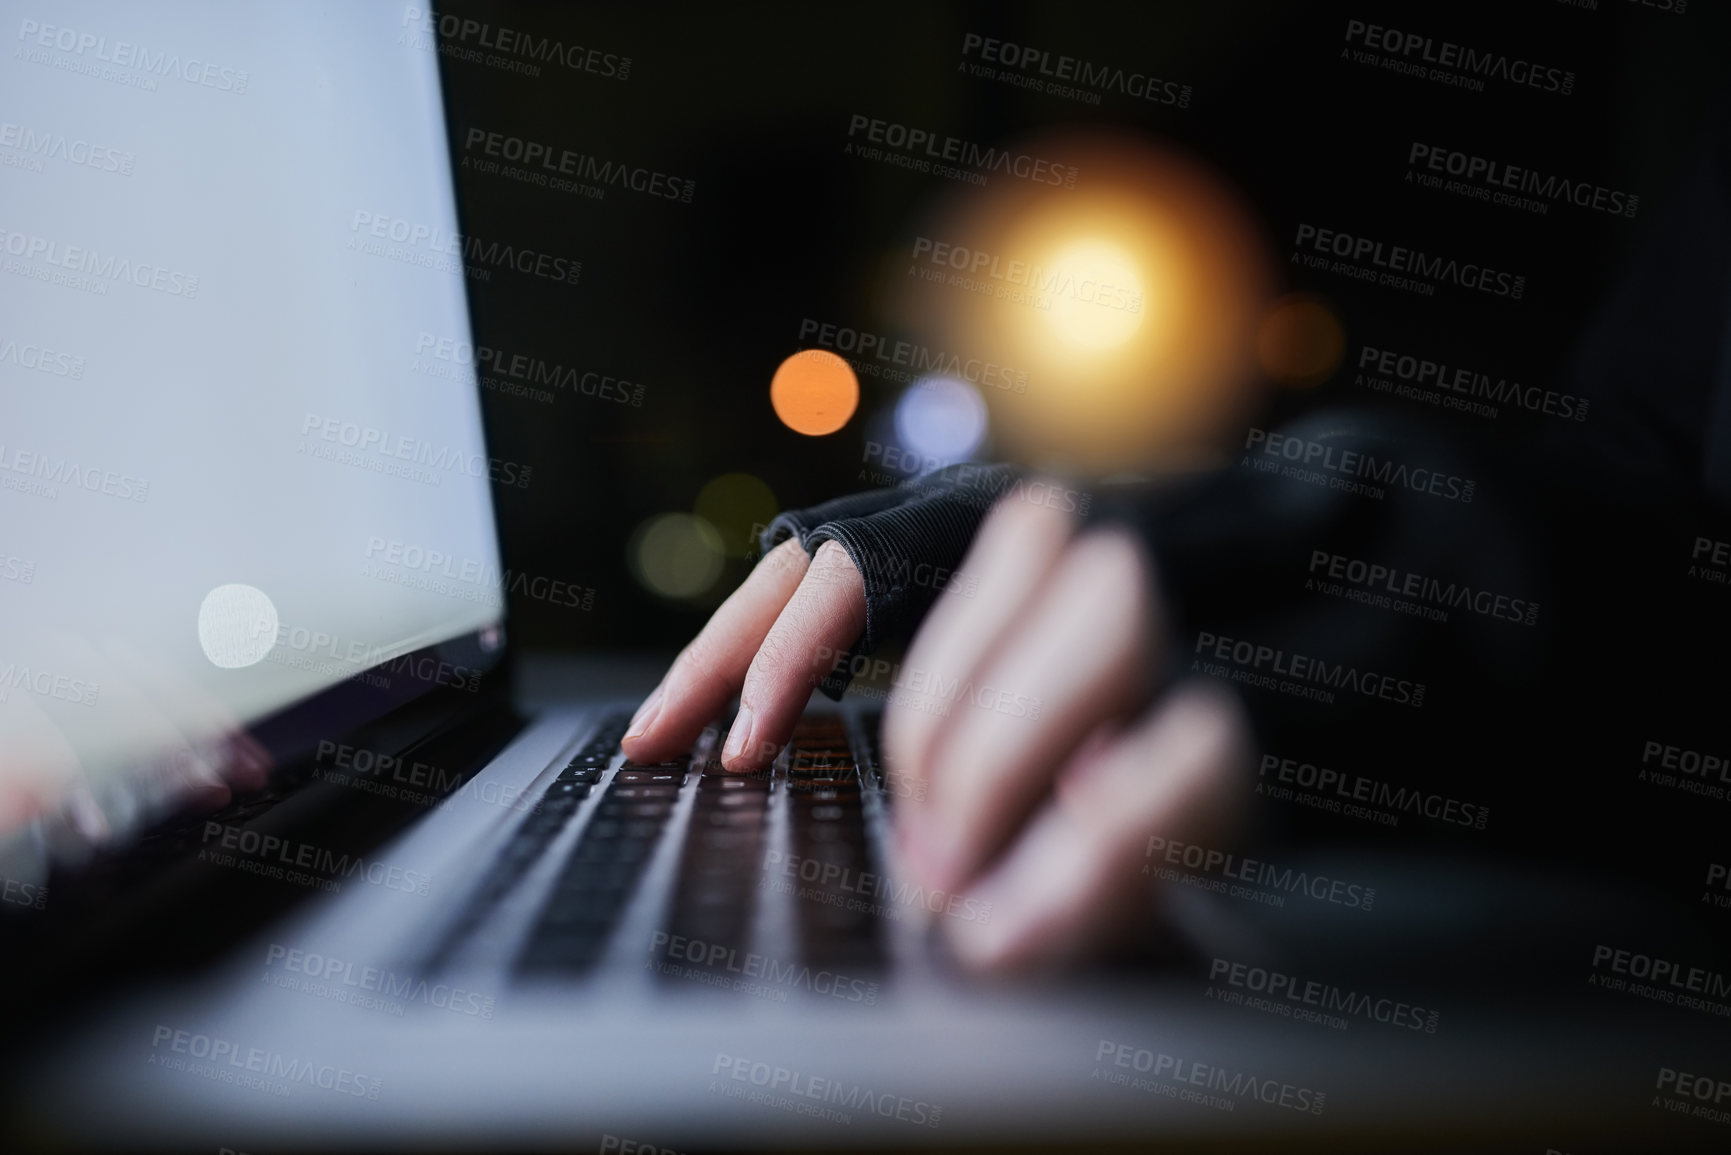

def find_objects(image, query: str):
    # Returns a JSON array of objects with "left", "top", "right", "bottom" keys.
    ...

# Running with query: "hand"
[
  {"left": 621, "top": 537, "right": 866, "bottom": 771},
  {"left": 884, "top": 494, "right": 1252, "bottom": 973}
]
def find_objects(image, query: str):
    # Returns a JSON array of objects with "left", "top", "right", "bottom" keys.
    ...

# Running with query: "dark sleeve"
[
  {"left": 1562, "top": 93, "right": 1731, "bottom": 509},
  {"left": 1087, "top": 408, "right": 1541, "bottom": 741},
  {"left": 759, "top": 463, "right": 1023, "bottom": 693}
]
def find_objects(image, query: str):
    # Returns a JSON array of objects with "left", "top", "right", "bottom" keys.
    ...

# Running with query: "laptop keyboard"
[
  {"left": 518, "top": 759, "right": 687, "bottom": 974},
  {"left": 783, "top": 717, "right": 885, "bottom": 971},
  {"left": 653, "top": 761, "right": 774, "bottom": 982},
  {"left": 423, "top": 710, "right": 891, "bottom": 981},
  {"left": 420, "top": 712, "right": 628, "bottom": 973}
]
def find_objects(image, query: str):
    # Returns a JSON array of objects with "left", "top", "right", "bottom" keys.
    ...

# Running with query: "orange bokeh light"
[
  {"left": 1257, "top": 294, "right": 1346, "bottom": 388},
  {"left": 770, "top": 349, "right": 859, "bottom": 436}
]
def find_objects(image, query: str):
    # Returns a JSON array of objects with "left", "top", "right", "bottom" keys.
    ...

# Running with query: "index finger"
[
  {"left": 621, "top": 538, "right": 812, "bottom": 764},
  {"left": 720, "top": 540, "right": 866, "bottom": 771}
]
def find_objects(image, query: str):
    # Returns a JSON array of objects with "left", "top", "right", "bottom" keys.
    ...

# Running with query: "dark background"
[
  {"left": 4, "top": 8, "right": 1730, "bottom": 1149},
  {"left": 436, "top": 7, "right": 1731, "bottom": 1029},
  {"left": 438, "top": 0, "right": 1728, "bottom": 653}
]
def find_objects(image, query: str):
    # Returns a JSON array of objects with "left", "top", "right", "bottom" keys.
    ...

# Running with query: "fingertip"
[
  {"left": 933, "top": 814, "right": 1104, "bottom": 977},
  {"left": 620, "top": 686, "right": 677, "bottom": 762},
  {"left": 622, "top": 728, "right": 690, "bottom": 766},
  {"left": 719, "top": 704, "right": 754, "bottom": 769},
  {"left": 720, "top": 717, "right": 790, "bottom": 774},
  {"left": 623, "top": 685, "right": 664, "bottom": 742},
  {"left": 926, "top": 867, "right": 1060, "bottom": 978},
  {"left": 184, "top": 780, "right": 233, "bottom": 815},
  {"left": 942, "top": 910, "right": 1022, "bottom": 976}
]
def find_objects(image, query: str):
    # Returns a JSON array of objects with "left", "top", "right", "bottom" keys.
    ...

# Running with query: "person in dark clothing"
[{"left": 623, "top": 109, "right": 1731, "bottom": 975}]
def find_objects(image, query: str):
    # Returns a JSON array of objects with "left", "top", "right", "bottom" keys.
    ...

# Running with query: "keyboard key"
[
  {"left": 557, "top": 860, "right": 639, "bottom": 890},
  {"left": 532, "top": 796, "right": 585, "bottom": 821},
  {"left": 574, "top": 838, "right": 652, "bottom": 864},
  {"left": 610, "top": 785, "right": 680, "bottom": 800},
  {"left": 615, "top": 769, "right": 686, "bottom": 785},
  {"left": 801, "top": 823, "right": 866, "bottom": 847},
  {"left": 604, "top": 800, "right": 675, "bottom": 820},
  {"left": 788, "top": 777, "right": 859, "bottom": 792},
  {"left": 699, "top": 809, "right": 764, "bottom": 828},
  {"left": 791, "top": 783, "right": 860, "bottom": 799},
  {"left": 699, "top": 774, "right": 771, "bottom": 792},
  {"left": 695, "top": 791, "right": 761, "bottom": 809}
]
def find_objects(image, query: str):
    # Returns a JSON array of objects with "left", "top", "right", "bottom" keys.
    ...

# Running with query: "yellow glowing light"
[
  {"left": 887, "top": 132, "right": 1273, "bottom": 474},
  {"left": 629, "top": 513, "right": 724, "bottom": 600},
  {"left": 1040, "top": 238, "right": 1148, "bottom": 351}
]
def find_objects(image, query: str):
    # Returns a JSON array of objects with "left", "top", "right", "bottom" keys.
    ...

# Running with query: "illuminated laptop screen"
[{"left": 0, "top": 2, "right": 501, "bottom": 832}]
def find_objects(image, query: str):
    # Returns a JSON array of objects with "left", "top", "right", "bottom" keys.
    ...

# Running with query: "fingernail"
[
  {"left": 722, "top": 705, "right": 754, "bottom": 764},
  {"left": 624, "top": 686, "right": 663, "bottom": 742}
]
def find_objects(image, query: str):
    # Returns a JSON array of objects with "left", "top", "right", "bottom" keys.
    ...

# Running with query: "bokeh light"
[
  {"left": 770, "top": 349, "right": 859, "bottom": 436},
  {"left": 894, "top": 377, "right": 987, "bottom": 471},
  {"left": 197, "top": 583, "right": 278, "bottom": 669},
  {"left": 1256, "top": 293, "right": 1346, "bottom": 388},
  {"left": 886, "top": 131, "right": 1273, "bottom": 475},
  {"left": 1041, "top": 239, "right": 1147, "bottom": 351},
  {"left": 694, "top": 472, "right": 778, "bottom": 559},
  {"left": 629, "top": 513, "right": 724, "bottom": 599}
]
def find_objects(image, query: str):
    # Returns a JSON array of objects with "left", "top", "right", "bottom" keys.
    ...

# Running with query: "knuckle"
[
  {"left": 1190, "top": 685, "right": 1253, "bottom": 766},
  {"left": 964, "top": 485, "right": 1076, "bottom": 576},
  {"left": 1064, "top": 528, "right": 1147, "bottom": 588},
  {"left": 990, "top": 478, "right": 1076, "bottom": 531},
  {"left": 1148, "top": 683, "right": 1253, "bottom": 780},
  {"left": 981, "top": 493, "right": 1035, "bottom": 536},
  {"left": 670, "top": 634, "right": 720, "bottom": 687},
  {"left": 794, "top": 563, "right": 867, "bottom": 636},
  {"left": 756, "top": 537, "right": 811, "bottom": 582},
  {"left": 743, "top": 626, "right": 808, "bottom": 696},
  {"left": 812, "top": 538, "right": 852, "bottom": 566},
  {"left": 807, "top": 540, "right": 861, "bottom": 588},
  {"left": 1056, "top": 529, "right": 1155, "bottom": 629}
]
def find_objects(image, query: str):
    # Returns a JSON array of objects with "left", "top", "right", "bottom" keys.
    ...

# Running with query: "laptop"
[{"left": 2, "top": 3, "right": 1724, "bottom": 1151}]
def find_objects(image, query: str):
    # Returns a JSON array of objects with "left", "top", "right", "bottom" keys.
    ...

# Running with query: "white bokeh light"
[
  {"left": 198, "top": 583, "right": 279, "bottom": 669},
  {"left": 894, "top": 377, "right": 988, "bottom": 472}
]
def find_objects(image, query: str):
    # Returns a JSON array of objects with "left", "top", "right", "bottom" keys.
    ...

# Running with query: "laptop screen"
[{"left": 0, "top": 3, "right": 501, "bottom": 838}]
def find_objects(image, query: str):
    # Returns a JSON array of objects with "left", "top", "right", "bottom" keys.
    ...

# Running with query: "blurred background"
[{"left": 446, "top": 0, "right": 1728, "bottom": 654}]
